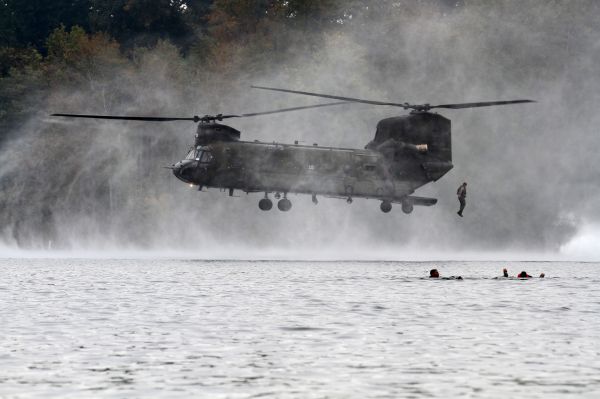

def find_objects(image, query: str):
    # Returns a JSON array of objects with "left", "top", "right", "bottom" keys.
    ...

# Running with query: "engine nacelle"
[
  {"left": 366, "top": 112, "right": 452, "bottom": 163},
  {"left": 195, "top": 123, "right": 241, "bottom": 146}
]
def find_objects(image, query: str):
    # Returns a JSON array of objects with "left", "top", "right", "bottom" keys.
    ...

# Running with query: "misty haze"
[{"left": 1, "top": 0, "right": 599, "bottom": 258}]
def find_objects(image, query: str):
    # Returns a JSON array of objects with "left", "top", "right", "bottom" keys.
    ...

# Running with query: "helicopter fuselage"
[
  {"left": 172, "top": 114, "right": 454, "bottom": 213},
  {"left": 174, "top": 140, "right": 425, "bottom": 199}
]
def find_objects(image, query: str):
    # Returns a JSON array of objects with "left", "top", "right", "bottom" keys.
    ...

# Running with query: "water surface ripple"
[{"left": 1, "top": 259, "right": 599, "bottom": 398}]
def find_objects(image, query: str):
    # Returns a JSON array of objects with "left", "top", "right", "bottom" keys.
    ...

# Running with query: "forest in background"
[{"left": 0, "top": 0, "right": 460, "bottom": 142}]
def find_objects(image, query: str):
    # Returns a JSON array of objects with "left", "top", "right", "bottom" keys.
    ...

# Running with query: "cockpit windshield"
[
  {"left": 186, "top": 146, "right": 214, "bottom": 163},
  {"left": 198, "top": 151, "right": 214, "bottom": 163}
]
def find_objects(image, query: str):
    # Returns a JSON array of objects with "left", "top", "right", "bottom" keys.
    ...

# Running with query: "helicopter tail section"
[
  {"left": 422, "top": 161, "right": 453, "bottom": 181},
  {"left": 372, "top": 112, "right": 452, "bottom": 163},
  {"left": 370, "top": 112, "right": 453, "bottom": 183}
]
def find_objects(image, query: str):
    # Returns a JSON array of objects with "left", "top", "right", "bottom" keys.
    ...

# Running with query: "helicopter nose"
[{"left": 172, "top": 159, "right": 197, "bottom": 183}]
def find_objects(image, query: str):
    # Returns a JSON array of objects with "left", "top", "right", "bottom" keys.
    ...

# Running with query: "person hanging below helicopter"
[{"left": 457, "top": 182, "right": 467, "bottom": 217}]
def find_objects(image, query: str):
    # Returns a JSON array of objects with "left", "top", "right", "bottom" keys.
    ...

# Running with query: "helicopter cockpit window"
[
  {"left": 199, "top": 151, "right": 214, "bottom": 163},
  {"left": 194, "top": 147, "right": 214, "bottom": 163},
  {"left": 185, "top": 148, "right": 195, "bottom": 159}
]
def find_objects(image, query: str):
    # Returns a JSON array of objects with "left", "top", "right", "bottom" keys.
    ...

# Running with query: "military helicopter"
[{"left": 52, "top": 86, "right": 533, "bottom": 213}]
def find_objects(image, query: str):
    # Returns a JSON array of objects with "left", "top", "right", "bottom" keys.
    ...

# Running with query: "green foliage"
[
  {"left": 46, "top": 25, "right": 89, "bottom": 63},
  {"left": 89, "top": 0, "right": 197, "bottom": 50},
  {"left": 44, "top": 25, "right": 124, "bottom": 86},
  {"left": 197, "top": 0, "right": 352, "bottom": 76},
  {"left": 0, "top": 0, "right": 91, "bottom": 50},
  {"left": 0, "top": 54, "right": 45, "bottom": 139},
  {"left": 0, "top": 25, "right": 124, "bottom": 142},
  {"left": 0, "top": 46, "right": 42, "bottom": 76}
]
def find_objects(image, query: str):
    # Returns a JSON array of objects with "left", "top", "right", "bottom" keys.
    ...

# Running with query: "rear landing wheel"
[
  {"left": 401, "top": 200, "right": 414, "bottom": 214},
  {"left": 259, "top": 198, "right": 273, "bottom": 211},
  {"left": 278, "top": 198, "right": 292, "bottom": 212},
  {"left": 380, "top": 201, "right": 392, "bottom": 213}
]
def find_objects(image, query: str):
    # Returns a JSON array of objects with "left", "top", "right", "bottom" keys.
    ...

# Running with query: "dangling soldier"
[{"left": 457, "top": 182, "right": 467, "bottom": 217}]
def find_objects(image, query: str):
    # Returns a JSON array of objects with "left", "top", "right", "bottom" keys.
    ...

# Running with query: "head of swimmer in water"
[
  {"left": 518, "top": 271, "right": 531, "bottom": 278},
  {"left": 503, "top": 268, "right": 508, "bottom": 277},
  {"left": 430, "top": 269, "right": 440, "bottom": 278},
  {"left": 539, "top": 273, "right": 545, "bottom": 278}
]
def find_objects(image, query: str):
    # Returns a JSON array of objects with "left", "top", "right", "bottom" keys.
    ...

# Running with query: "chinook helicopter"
[{"left": 52, "top": 86, "right": 533, "bottom": 213}]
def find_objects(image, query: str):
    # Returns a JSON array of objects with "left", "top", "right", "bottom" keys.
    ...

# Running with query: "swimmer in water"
[
  {"left": 517, "top": 271, "right": 532, "bottom": 278},
  {"left": 539, "top": 273, "right": 545, "bottom": 278},
  {"left": 429, "top": 269, "right": 462, "bottom": 280},
  {"left": 503, "top": 268, "right": 509, "bottom": 278}
]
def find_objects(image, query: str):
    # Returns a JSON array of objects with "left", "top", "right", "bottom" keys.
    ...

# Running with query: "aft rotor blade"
[
  {"left": 431, "top": 100, "right": 535, "bottom": 109},
  {"left": 251, "top": 85, "right": 409, "bottom": 108},
  {"left": 237, "top": 101, "right": 350, "bottom": 117},
  {"left": 252, "top": 85, "right": 536, "bottom": 112},
  {"left": 51, "top": 113, "right": 197, "bottom": 122}
]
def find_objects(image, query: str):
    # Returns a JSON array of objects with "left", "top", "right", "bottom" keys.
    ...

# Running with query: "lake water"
[{"left": 1, "top": 259, "right": 599, "bottom": 398}]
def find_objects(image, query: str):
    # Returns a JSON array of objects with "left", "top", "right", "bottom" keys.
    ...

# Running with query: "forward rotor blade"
[
  {"left": 238, "top": 101, "right": 350, "bottom": 117},
  {"left": 251, "top": 85, "right": 409, "bottom": 108},
  {"left": 52, "top": 102, "right": 351, "bottom": 123},
  {"left": 51, "top": 113, "right": 197, "bottom": 122},
  {"left": 431, "top": 100, "right": 535, "bottom": 109}
]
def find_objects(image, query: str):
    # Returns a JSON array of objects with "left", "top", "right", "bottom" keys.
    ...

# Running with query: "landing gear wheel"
[
  {"left": 401, "top": 200, "right": 414, "bottom": 214},
  {"left": 380, "top": 201, "right": 392, "bottom": 213},
  {"left": 259, "top": 198, "right": 273, "bottom": 211},
  {"left": 278, "top": 198, "right": 292, "bottom": 212}
]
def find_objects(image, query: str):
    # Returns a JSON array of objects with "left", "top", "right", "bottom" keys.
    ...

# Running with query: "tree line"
[{"left": 0, "top": 0, "right": 462, "bottom": 143}]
